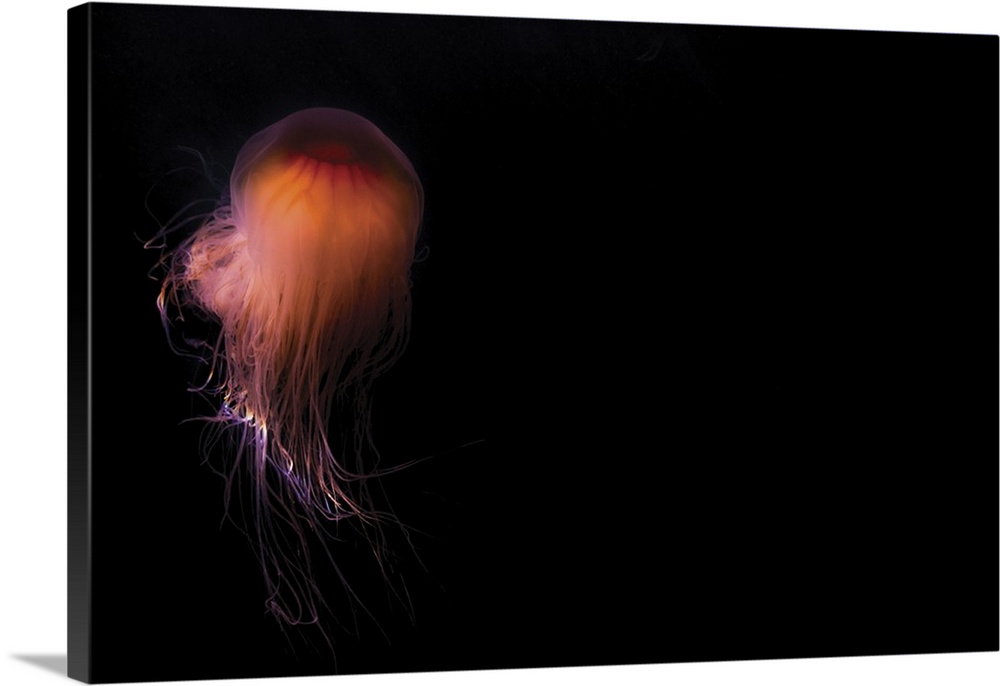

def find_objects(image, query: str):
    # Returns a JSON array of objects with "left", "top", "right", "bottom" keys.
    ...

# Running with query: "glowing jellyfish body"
[{"left": 159, "top": 108, "right": 423, "bottom": 631}]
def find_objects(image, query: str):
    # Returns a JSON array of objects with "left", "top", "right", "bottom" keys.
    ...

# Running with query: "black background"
[{"left": 81, "top": 3, "right": 996, "bottom": 682}]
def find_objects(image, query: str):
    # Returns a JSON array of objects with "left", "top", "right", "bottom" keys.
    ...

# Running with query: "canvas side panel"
[{"left": 67, "top": 3, "right": 93, "bottom": 684}]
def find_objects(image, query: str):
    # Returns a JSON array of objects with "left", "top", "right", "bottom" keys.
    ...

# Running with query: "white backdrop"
[{"left": 1, "top": 1, "right": 997, "bottom": 685}]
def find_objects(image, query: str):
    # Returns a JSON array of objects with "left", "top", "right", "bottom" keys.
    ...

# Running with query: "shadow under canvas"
[{"left": 12, "top": 654, "right": 68, "bottom": 677}]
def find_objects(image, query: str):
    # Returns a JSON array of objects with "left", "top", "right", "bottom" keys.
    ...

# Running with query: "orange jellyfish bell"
[{"left": 230, "top": 108, "right": 423, "bottom": 283}]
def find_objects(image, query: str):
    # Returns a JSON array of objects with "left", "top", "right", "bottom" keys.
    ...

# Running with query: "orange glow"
[{"left": 239, "top": 149, "right": 417, "bottom": 283}]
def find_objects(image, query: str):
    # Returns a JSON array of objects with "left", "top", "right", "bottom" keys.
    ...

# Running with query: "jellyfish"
[{"left": 155, "top": 108, "right": 423, "bottom": 636}]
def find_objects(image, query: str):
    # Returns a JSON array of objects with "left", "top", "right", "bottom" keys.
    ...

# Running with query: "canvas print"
[{"left": 68, "top": 3, "right": 998, "bottom": 683}]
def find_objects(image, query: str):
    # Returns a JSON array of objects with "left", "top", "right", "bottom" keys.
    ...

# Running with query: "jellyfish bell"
[
  {"left": 157, "top": 107, "right": 424, "bottom": 634},
  {"left": 230, "top": 108, "right": 423, "bottom": 283}
]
